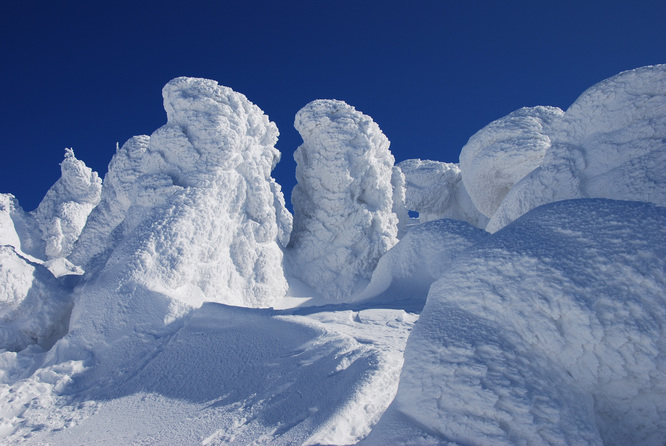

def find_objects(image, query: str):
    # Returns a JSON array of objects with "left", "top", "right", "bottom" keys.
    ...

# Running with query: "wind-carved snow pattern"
[
  {"left": 485, "top": 64, "right": 666, "bottom": 232},
  {"left": 286, "top": 100, "right": 400, "bottom": 300},
  {"left": 34, "top": 149, "right": 102, "bottom": 261},
  {"left": 397, "top": 159, "right": 488, "bottom": 229},
  {"left": 63, "top": 77, "right": 292, "bottom": 352},
  {"left": 366, "top": 199, "right": 666, "bottom": 445}
]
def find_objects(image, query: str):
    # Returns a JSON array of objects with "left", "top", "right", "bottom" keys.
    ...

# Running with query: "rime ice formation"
[
  {"left": 0, "top": 194, "right": 44, "bottom": 260},
  {"left": 486, "top": 64, "right": 666, "bottom": 232},
  {"left": 397, "top": 159, "right": 488, "bottom": 228},
  {"left": 367, "top": 199, "right": 666, "bottom": 445},
  {"left": 287, "top": 100, "right": 400, "bottom": 300},
  {"left": 357, "top": 219, "right": 487, "bottom": 303},
  {"left": 34, "top": 149, "right": 101, "bottom": 260},
  {"left": 63, "top": 77, "right": 292, "bottom": 351},
  {"left": 459, "top": 106, "right": 564, "bottom": 219},
  {"left": 0, "top": 246, "right": 72, "bottom": 352}
]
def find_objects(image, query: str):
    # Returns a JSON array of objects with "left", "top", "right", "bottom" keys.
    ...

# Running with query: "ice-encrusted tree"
[
  {"left": 67, "top": 77, "right": 292, "bottom": 338},
  {"left": 286, "top": 99, "right": 400, "bottom": 300},
  {"left": 33, "top": 148, "right": 102, "bottom": 260}
]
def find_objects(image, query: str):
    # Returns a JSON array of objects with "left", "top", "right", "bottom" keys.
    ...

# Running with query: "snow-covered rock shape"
[
  {"left": 357, "top": 219, "right": 487, "bottom": 303},
  {"left": 487, "top": 64, "right": 666, "bottom": 232},
  {"left": 65, "top": 77, "right": 291, "bottom": 345},
  {"left": 34, "top": 149, "right": 101, "bottom": 260},
  {"left": 366, "top": 199, "right": 666, "bottom": 445},
  {"left": 397, "top": 159, "right": 488, "bottom": 228},
  {"left": 287, "top": 100, "right": 400, "bottom": 300},
  {"left": 459, "top": 106, "right": 564, "bottom": 219}
]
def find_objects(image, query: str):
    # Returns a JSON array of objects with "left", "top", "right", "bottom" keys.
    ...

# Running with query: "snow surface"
[
  {"left": 367, "top": 199, "right": 666, "bottom": 445},
  {"left": 1, "top": 65, "right": 666, "bottom": 445},
  {"left": 397, "top": 159, "right": 488, "bottom": 228},
  {"left": 287, "top": 100, "right": 400, "bottom": 300}
]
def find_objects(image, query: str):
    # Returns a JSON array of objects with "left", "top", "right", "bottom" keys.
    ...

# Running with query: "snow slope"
[{"left": 366, "top": 199, "right": 666, "bottom": 445}]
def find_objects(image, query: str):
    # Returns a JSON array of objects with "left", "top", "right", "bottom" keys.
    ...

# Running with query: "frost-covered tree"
[
  {"left": 33, "top": 148, "right": 102, "bottom": 260},
  {"left": 65, "top": 77, "right": 292, "bottom": 349},
  {"left": 286, "top": 99, "right": 400, "bottom": 300}
]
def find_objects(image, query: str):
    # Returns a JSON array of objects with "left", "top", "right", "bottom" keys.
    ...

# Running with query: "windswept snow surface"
[
  {"left": 287, "top": 100, "right": 400, "bottom": 300},
  {"left": 34, "top": 149, "right": 102, "bottom": 260},
  {"left": 1, "top": 303, "right": 417, "bottom": 445},
  {"left": 367, "top": 199, "right": 666, "bottom": 445},
  {"left": 397, "top": 159, "right": 488, "bottom": 229},
  {"left": 486, "top": 64, "right": 666, "bottom": 232}
]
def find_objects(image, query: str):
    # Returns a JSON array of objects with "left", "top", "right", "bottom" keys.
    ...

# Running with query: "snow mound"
[
  {"left": 34, "top": 149, "right": 101, "bottom": 260},
  {"left": 488, "top": 64, "right": 666, "bottom": 232},
  {"left": 63, "top": 77, "right": 291, "bottom": 351},
  {"left": 460, "top": 106, "right": 564, "bottom": 218},
  {"left": 287, "top": 100, "right": 400, "bottom": 300},
  {"left": 368, "top": 199, "right": 666, "bottom": 445},
  {"left": 358, "top": 219, "right": 487, "bottom": 303},
  {"left": 0, "top": 246, "right": 72, "bottom": 352},
  {"left": 397, "top": 159, "right": 488, "bottom": 228}
]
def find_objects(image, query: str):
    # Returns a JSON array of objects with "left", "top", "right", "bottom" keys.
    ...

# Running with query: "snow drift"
[
  {"left": 287, "top": 100, "right": 400, "bottom": 300},
  {"left": 366, "top": 199, "right": 666, "bottom": 445}
]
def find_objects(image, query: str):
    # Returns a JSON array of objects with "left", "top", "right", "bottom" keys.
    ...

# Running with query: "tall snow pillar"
[{"left": 287, "top": 99, "right": 400, "bottom": 300}]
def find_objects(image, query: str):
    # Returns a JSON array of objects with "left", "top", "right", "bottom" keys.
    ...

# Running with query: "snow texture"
[
  {"left": 358, "top": 219, "right": 487, "bottom": 304},
  {"left": 460, "top": 106, "right": 564, "bottom": 219},
  {"left": 487, "top": 64, "right": 666, "bottom": 232},
  {"left": 33, "top": 149, "right": 101, "bottom": 260},
  {"left": 398, "top": 159, "right": 488, "bottom": 228},
  {"left": 0, "top": 194, "right": 44, "bottom": 260},
  {"left": 0, "top": 246, "right": 72, "bottom": 352},
  {"left": 61, "top": 77, "right": 292, "bottom": 356},
  {"left": 368, "top": 199, "right": 666, "bottom": 445},
  {"left": 287, "top": 100, "right": 400, "bottom": 300}
]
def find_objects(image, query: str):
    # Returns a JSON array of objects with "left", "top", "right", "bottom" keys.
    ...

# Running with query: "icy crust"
[
  {"left": 369, "top": 199, "right": 666, "bottom": 445},
  {"left": 460, "top": 106, "right": 564, "bottom": 218},
  {"left": 62, "top": 78, "right": 292, "bottom": 352},
  {"left": 397, "top": 159, "right": 488, "bottom": 228},
  {"left": 358, "top": 219, "right": 487, "bottom": 303},
  {"left": 34, "top": 149, "right": 101, "bottom": 260},
  {"left": 0, "top": 246, "right": 72, "bottom": 352},
  {"left": 287, "top": 100, "right": 400, "bottom": 300},
  {"left": 487, "top": 64, "right": 666, "bottom": 232}
]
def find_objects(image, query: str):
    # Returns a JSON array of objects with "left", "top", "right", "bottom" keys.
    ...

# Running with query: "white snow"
[
  {"left": 287, "top": 100, "right": 400, "bottom": 300},
  {"left": 367, "top": 199, "right": 666, "bottom": 445},
  {"left": 486, "top": 64, "right": 666, "bottom": 232},
  {"left": 397, "top": 158, "right": 488, "bottom": 228},
  {"left": 1, "top": 65, "right": 666, "bottom": 445},
  {"left": 459, "top": 106, "right": 564, "bottom": 218},
  {"left": 34, "top": 148, "right": 102, "bottom": 260}
]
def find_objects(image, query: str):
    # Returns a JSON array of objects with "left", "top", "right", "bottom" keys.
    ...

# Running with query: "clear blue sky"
[{"left": 2, "top": 0, "right": 665, "bottom": 211}]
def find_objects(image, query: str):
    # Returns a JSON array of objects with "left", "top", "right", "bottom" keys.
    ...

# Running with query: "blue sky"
[{"left": 2, "top": 0, "right": 665, "bottom": 211}]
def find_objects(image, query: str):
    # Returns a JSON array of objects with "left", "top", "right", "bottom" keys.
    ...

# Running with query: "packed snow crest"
[
  {"left": 287, "top": 100, "right": 400, "bottom": 300},
  {"left": 1, "top": 65, "right": 666, "bottom": 445}
]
